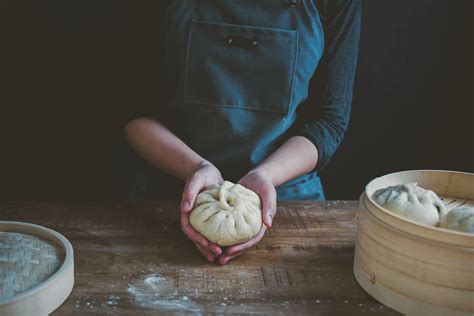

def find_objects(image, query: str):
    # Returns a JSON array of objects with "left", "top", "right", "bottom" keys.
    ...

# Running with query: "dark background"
[{"left": 1, "top": 0, "right": 472, "bottom": 201}]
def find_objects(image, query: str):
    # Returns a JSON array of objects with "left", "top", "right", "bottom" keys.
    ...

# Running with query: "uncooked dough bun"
[
  {"left": 190, "top": 181, "right": 262, "bottom": 246},
  {"left": 372, "top": 183, "right": 447, "bottom": 226},
  {"left": 439, "top": 206, "right": 474, "bottom": 233}
]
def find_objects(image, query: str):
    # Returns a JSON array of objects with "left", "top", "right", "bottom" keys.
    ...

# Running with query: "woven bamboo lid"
[{"left": 0, "top": 222, "right": 74, "bottom": 316}]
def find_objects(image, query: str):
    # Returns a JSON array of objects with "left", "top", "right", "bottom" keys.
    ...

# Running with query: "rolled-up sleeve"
[{"left": 293, "top": 0, "right": 361, "bottom": 171}]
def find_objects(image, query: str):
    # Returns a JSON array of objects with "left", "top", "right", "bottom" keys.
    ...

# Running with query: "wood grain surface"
[{"left": 0, "top": 201, "right": 398, "bottom": 315}]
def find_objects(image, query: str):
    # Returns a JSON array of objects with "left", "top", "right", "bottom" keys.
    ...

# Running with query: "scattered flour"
[
  {"left": 127, "top": 273, "right": 201, "bottom": 314},
  {"left": 104, "top": 295, "right": 120, "bottom": 306}
]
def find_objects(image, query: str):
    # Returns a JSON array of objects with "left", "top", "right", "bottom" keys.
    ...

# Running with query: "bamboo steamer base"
[
  {"left": 354, "top": 170, "right": 474, "bottom": 316},
  {"left": 354, "top": 258, "right": 470, "bottom": 316},
  {"left": 0, "top": 221, "right": 74, "bottom": 316}
]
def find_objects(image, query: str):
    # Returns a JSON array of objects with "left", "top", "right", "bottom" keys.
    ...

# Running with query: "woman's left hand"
[{"left": 218, "top": 167, "right": 277, "bottom": 265}]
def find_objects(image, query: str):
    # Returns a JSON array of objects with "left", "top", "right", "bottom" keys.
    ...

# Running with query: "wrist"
[
  {"left": 250, "top": 164, "right": 276, "bottom": 186},
  {"left": 183, "top": 158, "right": 209, "bottom": 179}
]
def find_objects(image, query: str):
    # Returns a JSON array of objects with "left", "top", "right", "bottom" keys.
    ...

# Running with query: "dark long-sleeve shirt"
[{"left": 292, "top": 0, "right": 361, "bottom": 170}]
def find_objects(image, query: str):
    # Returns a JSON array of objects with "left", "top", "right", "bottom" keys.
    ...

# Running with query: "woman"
[{"left": 125, "top": 0, "right": 361, "bottom": 265}]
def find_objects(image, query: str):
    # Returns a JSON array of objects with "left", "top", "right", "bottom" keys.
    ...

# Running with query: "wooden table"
[{"left": 1, "top": 201, "right": 398, "bottom": 315}]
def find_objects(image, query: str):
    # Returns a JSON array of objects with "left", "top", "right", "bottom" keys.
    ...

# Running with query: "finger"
[
  {"left": 181, "top": 212, "right": 222, "bottom": 256},
  {"left": 226, "top": 225, "right": 267, "bottom": 256},
  {"left": 182, "top": 223, "right": 221, "bottom": 256},
  {"left": 207, "top": 243, "right": 222, "bottom": 257},
  {"left": 180, "top": 175, "right": 205, "bottom": 212},
  {"left": 181, "top": 211, "right": 208, "bottom": 247},
  {"left": 181, "top": 213, "right": 209, "bottom": 248},
  {"left": 196, "top": 243, "right": 215, "bottom": 262},
  {"left": 219, "top": 251, "right": 244, "bottom": 265},
  {"left": 260, "top": 187, "right": 277, "bottom": 228}
]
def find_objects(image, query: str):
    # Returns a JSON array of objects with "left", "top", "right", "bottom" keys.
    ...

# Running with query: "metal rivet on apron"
[
  {"left": 287, "top": 0, "right": 300, "bottom": 8},
  {"left": 226, "top": 36, "right": 258, "bottom": 48}
]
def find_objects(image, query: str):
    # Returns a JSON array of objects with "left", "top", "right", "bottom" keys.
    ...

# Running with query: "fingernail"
[{"left": 267, "top": 214, "right": 273, "bottom": 227}]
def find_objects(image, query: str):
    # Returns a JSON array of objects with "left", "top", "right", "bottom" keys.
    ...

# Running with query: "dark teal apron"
[{"left": 156, "top": 0, "right": 326, "bottom": 200}]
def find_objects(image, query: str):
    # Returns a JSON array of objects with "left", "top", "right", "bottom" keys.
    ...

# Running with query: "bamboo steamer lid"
[
  {"left": 354, "top": 170, "right": 474, "bottom": 316},
  {"left": 0, "top": 221, "right": 74, "bottom": 316}
]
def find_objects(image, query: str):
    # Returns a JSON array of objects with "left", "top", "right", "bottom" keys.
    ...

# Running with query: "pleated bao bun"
[{"left": 190, "top": 181, "right": 262, "bottom": 246}]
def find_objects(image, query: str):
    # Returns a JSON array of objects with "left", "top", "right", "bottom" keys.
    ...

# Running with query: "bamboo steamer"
[
  {"left": 0, "top": 221, "right": 74, "bottom": 316},
  {"left": 354, "top": 170, "right": 474, "bottom": 316}
]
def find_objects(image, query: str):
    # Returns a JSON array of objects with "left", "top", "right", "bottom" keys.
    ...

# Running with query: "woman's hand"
[
  {"left": 180, "top": 161, "right": 224, "bottom": 262},
  {"left": 218, "top": 167, "right": 277, "bottom": 265}
]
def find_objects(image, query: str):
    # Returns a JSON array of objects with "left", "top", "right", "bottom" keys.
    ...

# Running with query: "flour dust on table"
[{"left": 127, "top": 272, "right": 201, "bottom": 314}]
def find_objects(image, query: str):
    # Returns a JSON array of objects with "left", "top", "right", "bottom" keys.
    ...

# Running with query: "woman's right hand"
[{"left": 180, "top": 161, "right": 224, "bottom": 262}]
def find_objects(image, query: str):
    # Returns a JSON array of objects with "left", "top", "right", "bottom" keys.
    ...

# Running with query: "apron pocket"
[{"left": 184, "top": 20, "right": 298, "bottom": 115}]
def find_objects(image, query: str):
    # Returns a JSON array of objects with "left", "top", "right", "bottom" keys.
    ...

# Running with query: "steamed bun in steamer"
[
  {"left": 372, "top": 183, "right": 447, "bottom": 226},
  {"left": 190, "top": 181, "right": 262, "bottom": 246},
  {"left": 439, "top": 206, "right": 474, "bottom": 233}
]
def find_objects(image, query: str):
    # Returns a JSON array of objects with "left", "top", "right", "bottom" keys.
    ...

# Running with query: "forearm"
[
  {"left": 125, "top": 117, "right": 206, "bottom": 181},
  {"left": 253, "top": 136, "right": 318, "bottom": 187},
  {"left": 291, "top": 0, "right": 360, "bottom": 170}
]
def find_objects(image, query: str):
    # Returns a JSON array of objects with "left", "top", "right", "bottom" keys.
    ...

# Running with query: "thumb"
[
  {"left": 259, "top": 187, "right": 277, "bottom": 228},
  {"left": 181, "top": 175, "right": 204, "bottom": 213}
]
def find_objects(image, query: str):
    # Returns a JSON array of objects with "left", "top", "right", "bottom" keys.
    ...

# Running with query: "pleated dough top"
[
  {"left": 439, "top": 206, "right": 474, "bottom": 233},
  {"left": 372, "top": 183, "right": 447, "bottom": 226},
  {"left": 190, "top": 181, "right": 262, "bottom": 246}
]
